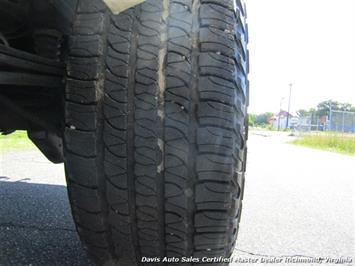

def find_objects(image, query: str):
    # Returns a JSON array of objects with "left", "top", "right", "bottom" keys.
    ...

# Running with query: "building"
[{"left": 270, "top": 110, "right": 297, "bottom": 130}]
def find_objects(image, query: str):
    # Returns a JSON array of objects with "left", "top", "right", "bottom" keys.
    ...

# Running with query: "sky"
[{"left": 245, "top": 0, "right": 355, "bottom": 114}]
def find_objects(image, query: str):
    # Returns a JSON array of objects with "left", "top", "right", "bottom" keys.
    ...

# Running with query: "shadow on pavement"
[{"left": 0, "top": 180, "right": 91, "bottom": 266}]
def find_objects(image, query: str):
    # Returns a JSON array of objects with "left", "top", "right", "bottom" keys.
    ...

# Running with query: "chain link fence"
[{"left": 297, "top": 110, "right": 355, "bottom": 133}]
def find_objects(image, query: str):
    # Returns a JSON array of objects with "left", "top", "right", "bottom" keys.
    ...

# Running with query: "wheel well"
[{"left": 0, "top": 0, "right": 77, "bottom": 163}]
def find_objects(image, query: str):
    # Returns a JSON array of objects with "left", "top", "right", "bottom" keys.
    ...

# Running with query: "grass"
[
  {"left": 0, "top": 131, "right": 35, "bottom": 153},
  {"left": 290, "top": 132, "right": 355, "bottom": 156}
]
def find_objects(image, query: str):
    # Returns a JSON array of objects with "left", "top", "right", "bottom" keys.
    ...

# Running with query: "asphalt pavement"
[
  {"left": 233, "top": 132, "right": 354, "bottom": 265},
  {"left": 0, "top": 131, "right": 353, "bottom": 265},
  {"left": 0, "top": 152, "right": 90, "bottom": 266}
]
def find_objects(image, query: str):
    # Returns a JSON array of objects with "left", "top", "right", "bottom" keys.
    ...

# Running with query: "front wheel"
[{"left": 64, "top": 0, "right": 249, "bottom": 265}]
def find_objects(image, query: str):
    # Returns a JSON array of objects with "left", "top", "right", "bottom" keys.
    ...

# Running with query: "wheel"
[{"left": 64, "top": 0, "right": 249, "bottom": 265}]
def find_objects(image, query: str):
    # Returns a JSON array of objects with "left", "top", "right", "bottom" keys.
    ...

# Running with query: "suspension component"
[
  {"left": 0, "top": 0, "right": 30, "bottom": 40},
  {"left": 33, "top": 29, "right": 63, "bottom": 60}
]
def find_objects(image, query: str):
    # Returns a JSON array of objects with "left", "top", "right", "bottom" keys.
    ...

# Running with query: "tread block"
[
  {"left": 199, "top": 76, "right": 236, "bottom": 105},
  {"left": 196, "top": 182, "right": 232, "bottom": 211},
  {"left": 104, "top": 148, "right": 127, "bottom": 176},
  {"left": 65, "top": 129, "right": 97, "bottom": 156},
  {"left": 73, "top": 13, "right": 106, "bottom": 35},
  {"left": 69, "top": 35, "right": 104, "bottom": 57},
  {"left": 65, "top": 102, "right": 97, "bottom": 131},
  {"left": 106, "top": 47, "right": 130, "bottom": 77},
  {"left": 68, "top": 183, "right": 102, "bottom": 212},
  {"left": 107, "top": 185, "right": 129, "bottom": 215},
  {"left": 194, "top": 232, "right": 227, "bottom": 249},
  {"left": 200, "top": 3, "right": 235, "bottom": 30},
  {"left": 72, "top": 205, "right": 106, "bottom": 232},
  {"left": 77, "top": 1, "right": 107, "bottom": 13},
  {"left": 197, "top": 154, "right": 233, "bottom": 174},
  {"left": 195, "top": 211, "right": 229, "bottom": 232},
  {"left": 201, "top": 0, "right": 235, "bottom": 10},
  {"left": 199, "top": 52, "right": 236, "bottom": 76},
  {"left": 67, "top": 57, "right": 102, "bottom": 80},
  {"left": 198, "top": 171, "right": 232, "bottom": 182},
  {"left": 77, "top": 226, "right": 109, "bottom": 247},
  {"left": 199, "top": 27, "right": 234, "bottom": 57},
  {"left": 65, "top": 79, "right": 102, "bottom": 104},
  {"left": 65, "top": 153, "right": 99, "bottom": 187}
]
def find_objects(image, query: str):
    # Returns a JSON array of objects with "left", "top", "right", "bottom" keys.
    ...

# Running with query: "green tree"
[
  {"left": 308, "top": 108, "right": 317, "bottom": 124},
  {"left": 339, "top": 102, "right": 353, "bottom": 112},
  {"left": 248, "top": 114, "right": 256, "bottom": 127},
  {"left": 316, "top": 100, "right": 354, "bottom": 116},
  {"left": 316, "top": 100, "right": 339, "bottom": 117},
  {"left": 296, "top": 109, "right": 309, "bottom": 117},
  {"left": 255, "top": 112, "right": 273, "bottom": 126}
]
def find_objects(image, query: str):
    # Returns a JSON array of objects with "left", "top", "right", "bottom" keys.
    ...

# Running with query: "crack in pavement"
[
  {"left": 234, "top": 249, "right": 352, "bottom": 265},
  {"left": 235, "top": 248, "right": 318, "bottom": 259},
  {"left": 0, "top": 222, "right": 75, "bottom": 232}
]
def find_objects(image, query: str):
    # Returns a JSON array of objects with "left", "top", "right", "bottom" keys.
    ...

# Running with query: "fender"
[{"left": 103, "top": 0, "right": 145, "bottom": 14}]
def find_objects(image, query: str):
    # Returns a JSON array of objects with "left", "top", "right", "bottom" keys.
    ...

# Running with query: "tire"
[{"left": 64, "top": 0, "right": 249, "bottom": 265}]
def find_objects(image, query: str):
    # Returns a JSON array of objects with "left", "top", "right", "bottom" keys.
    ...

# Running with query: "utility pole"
[
  {"left": 328, "top": 102, "right": 332, "bottom": 131},
  {"left": 285, "top": 83, "right": 292, "bottom": 129},
  {"left": 278, "top": 97, "right": 284, "bottom": 131}
]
